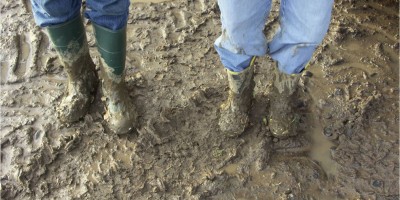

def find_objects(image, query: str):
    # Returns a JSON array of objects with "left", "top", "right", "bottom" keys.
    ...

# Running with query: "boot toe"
[
  {"left": 272, "top": 134, "right": 311, "bottom": 155},
  {"left": 57, "top": 94, "right": 90, "bottom": 123},
  {"left": 268, "top": 113, "right": 300, "bottom": 138},
  {"left": 108, "top": 121, "right": 135, "bottom": 134},
  {"left": 219, "top": 108, "right": 249, "bottom": 137},
  {"left": 106, "top": 108, "right": 138, "bottom": 134}
]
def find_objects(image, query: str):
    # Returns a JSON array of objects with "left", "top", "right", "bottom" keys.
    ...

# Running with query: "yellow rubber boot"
[{"left": 219, "top": 57, "right": 256, "bottom": 137}]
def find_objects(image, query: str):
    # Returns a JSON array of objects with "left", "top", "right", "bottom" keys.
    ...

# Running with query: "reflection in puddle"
[{"left": 308, "top": 122, "right": 338, "bottom": 176}]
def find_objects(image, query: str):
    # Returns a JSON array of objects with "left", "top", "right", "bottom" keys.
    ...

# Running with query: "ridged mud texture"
[{"left": 0, "top": 0, "right": 398, "bottom": 199}]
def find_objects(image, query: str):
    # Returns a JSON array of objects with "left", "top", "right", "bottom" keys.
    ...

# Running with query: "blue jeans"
[
  {"left": 214, "top": 0, "right": 334, "bottom": 74},
  {"left": 31, "top": 0, "right": 130, "bottom": 30}
]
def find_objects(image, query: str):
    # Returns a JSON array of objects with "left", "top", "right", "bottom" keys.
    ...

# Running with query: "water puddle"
[
  {"left": 16, "top": 34, "right": 29, "bottom": 77},
  {"left": 0, "top": 62, "right": 7, "bottom": 84},
  {"left": 308, "top": 121, "right": 338, "bottom": 176},
  {"left": 306, "top": 68, "right": 339, "bottom": 177}
]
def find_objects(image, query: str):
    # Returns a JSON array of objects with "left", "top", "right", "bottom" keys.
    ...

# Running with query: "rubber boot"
[
  {"left": 93, "top": 23, "right": 137, "bottom": 134},
  {"left": 47, "top": 15, "right": 98, "bottom": 123},
  {"left": 268, "top": 67, "right": 301, "bottom": 138},
  {"left": 219, "top": 58, "right": 255, "bottom": 137}
]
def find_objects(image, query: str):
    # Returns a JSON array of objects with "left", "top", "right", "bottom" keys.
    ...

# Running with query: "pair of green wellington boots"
[
  {"left": 47, "top": 15, "right": 136, "bottom": 134},
  {"left": 219, "top": 58, "right": 300, "bottom": 139}
]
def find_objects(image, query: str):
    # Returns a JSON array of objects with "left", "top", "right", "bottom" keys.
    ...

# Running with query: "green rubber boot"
[
  {"left": 268, "top": 67, "right": 301, "bottom": 138},
  {"left": 93, "top": 23, "right": 137, "bottom": 134},
  {"left": 47, "top": 15, "right": 98, "bottom": 123},
  {"left": 219, "top": 57, "right": 255, "bottom": 137}
]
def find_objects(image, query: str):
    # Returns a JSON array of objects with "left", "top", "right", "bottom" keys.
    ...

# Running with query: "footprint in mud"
[
  {"left": 163, "top": 9, "right": 191, "bottom": 44},
  {"left": 171, "top": 10, "right": 189, "bottom": 31},
  {"left": 187, "top": 0, "right": 208, "bottom": 13},
  {"left": 1, "top": 30, "right": 44, "bottom": 84},
  {"left": 271, "top": 133, "right": 312, "bottom": 155}
]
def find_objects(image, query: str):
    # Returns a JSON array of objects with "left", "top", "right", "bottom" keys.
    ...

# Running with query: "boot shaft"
[
  {"left": 273, "top": 67, "right": 300, "bottom": 96},
  {"left": 46, "top": 15, "right": 95, "bottom": 80},
  {"left": 92, "top": 24, "right": 136, "bottom": 134},
  {"left": 92, "top": 23, "right": 126, "bottom": 76},
  {"left": 227, "top": 57, "right": 256, "bottom": 94},
  {"left": 47, "top": 15, "right": 87, "bottom": 65}
]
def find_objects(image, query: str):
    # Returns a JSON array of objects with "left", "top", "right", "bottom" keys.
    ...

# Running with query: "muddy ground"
[{"left": 0, "top": 0, "right": 399, "bottom": 199}]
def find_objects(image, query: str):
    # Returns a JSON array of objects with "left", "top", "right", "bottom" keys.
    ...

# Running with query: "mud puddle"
[
  {"left": 308, "top": 117, "right": 338, "bottom": 177},
  {"left": 305, "top": 67, "right": 339, "bottom": 177}
]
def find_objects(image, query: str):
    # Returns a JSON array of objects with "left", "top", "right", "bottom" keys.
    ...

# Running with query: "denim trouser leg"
[
  {"left": 214, "top": 0, "right": 334, "bottom": 74},
  {"left": 269, "top": 0, "right": 334, "bottom": 74},
  {"left": 30, "top": 0, "right": 82, "bottom": 27},
  {"left": 85, "top": 0, "right": 130, "bottom": 31},
  {"left": 30, "top": 0, "right": 129, "bottom": 30},
  {"left": 214, "top": 0, "right": 271, "bottom": 72}
]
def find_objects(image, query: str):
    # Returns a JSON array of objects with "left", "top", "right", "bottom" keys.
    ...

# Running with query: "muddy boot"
[
  {"left": 93, "top": 23, "right": 137, "bottom": 134},
  {"left": 47, "top": 15, "right": 98, "bottom": 123},
  {"left": 268, "top": 68, "right": 301, "bottom": 138},
  {"left": 219, "top": 60, "right": 255, "bottom": 137}
]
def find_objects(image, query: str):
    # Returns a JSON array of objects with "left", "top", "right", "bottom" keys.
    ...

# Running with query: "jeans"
[
  {"left": 31, "top": 0, "right": 130, "bottom": 30},
  {"left": 214, "top": 0, "right": 334, "bottom": 74}
]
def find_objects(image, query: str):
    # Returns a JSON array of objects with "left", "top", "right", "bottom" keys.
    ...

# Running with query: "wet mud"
[{"left": 1, "top": 0, "right": 399, "bottom": 199}]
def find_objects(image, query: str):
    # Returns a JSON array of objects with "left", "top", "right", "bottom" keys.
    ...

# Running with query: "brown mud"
[{"left": 1, "top": 0, "right": 399, "bottom": 199}]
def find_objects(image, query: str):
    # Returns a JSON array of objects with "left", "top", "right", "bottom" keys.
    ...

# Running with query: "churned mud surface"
[{"left": 1, "top": 0, "right": 399, "bottom": 199}]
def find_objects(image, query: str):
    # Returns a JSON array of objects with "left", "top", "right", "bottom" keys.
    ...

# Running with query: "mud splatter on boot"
[
  {"left": 46, "top": 16, "right": 98, "bottom": 123},
  {"left": 93, "top": 24, "right": 137, "bottom": 134},
  {"left": 219, "top": 65, "right": 255, "bottom": 137},
  {"left": 99, "top": 63, "right": 137, "bottom": 134},
  {"left": 268, "top": 67, "right": 301, "bottom": 138},
  {"left": 56, "top": 48, "right": 98, "bottom": 123}
]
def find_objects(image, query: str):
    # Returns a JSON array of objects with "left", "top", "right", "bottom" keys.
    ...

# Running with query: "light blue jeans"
[
  {"left": 31, "top": 0, "right": 130, "bottom": 30},
  {"left": 214, "top": 0, "right": 334, "bottom": 74}
]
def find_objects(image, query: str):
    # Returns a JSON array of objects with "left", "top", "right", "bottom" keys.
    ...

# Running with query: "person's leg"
[
  {"left": 31, "top": 0, "right": 98, "bottom": 123},
  {"left": 269, "top": 0, "right": 334, "bottom": 75},
  {"left": 85, "top": 0, "right": 129, "bottom": 31},
  {"left": 86, "top": 0, "right": 137, "bottom": 134},
  {"left": 31, "top": 0, "right": 81, "bottom": 27},
  {"left": 215, "top": 0, "right": 271, "bottom": 72},
  {"left": 268, "top": 0, "right": 334, "bottom": 138},
  {"left": 215, "top": 0, "right": 271, "bottom": 137}
]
